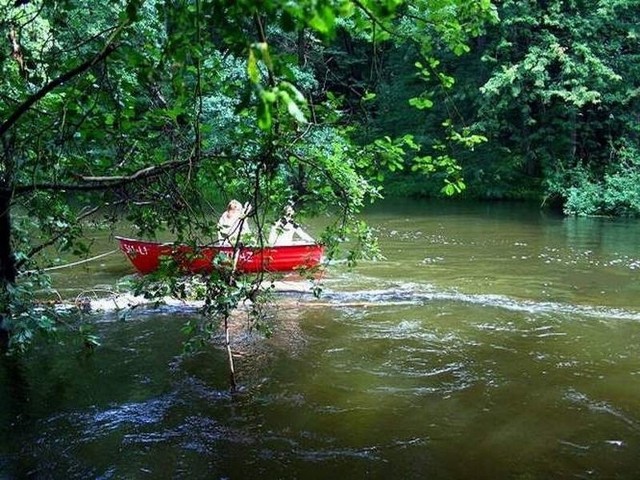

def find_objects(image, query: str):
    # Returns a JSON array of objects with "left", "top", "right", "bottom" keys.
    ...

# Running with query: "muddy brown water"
[{"left": 1, "top": 200, "right": 639, "bottom": 478}]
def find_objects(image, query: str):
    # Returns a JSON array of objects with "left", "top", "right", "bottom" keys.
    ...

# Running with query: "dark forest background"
[{"left": 339, "top": 0, "right": 639, "bottom": 216}]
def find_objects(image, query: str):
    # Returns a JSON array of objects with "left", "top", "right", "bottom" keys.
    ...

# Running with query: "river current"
[{"left": 1, "top": 200, "right": 639, "bottom": 478}]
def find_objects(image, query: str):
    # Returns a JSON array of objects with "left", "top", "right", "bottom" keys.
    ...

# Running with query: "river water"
[{"left": 1, "top": 200, "right": 640, "bottom": 479}]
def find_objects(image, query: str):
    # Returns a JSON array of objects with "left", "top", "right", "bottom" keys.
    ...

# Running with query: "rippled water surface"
[{"left": 2, "top": 200, "right": 640, "bottom": 479}]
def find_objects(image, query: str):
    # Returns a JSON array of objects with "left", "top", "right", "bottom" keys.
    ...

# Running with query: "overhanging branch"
[
  {"left": 15, "top": 205, "right": 103, "bottom": 270},
  {"left": 12, "top": 158, "right": 193, "bottom": 195},
  {"left": 10, "top": 153, "right": 234, "bottom": 195},
  {"left": 0, "top": 41, "right": 119, "bottom": 139}
]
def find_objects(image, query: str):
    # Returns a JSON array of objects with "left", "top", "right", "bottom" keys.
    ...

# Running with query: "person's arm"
[
  {"left": 238, "top": 203, "right": 252, "bottom": 235},
  {"left": 217, "top": 214, "right": 228, "bottom": 241},
  {"left": 268, "top": 224, "right": 278, "bottom": 244},
  {"left": 268, "top": 218, "right": 286, "bottom": 245},
  {"left": 239, "top": 218, "right": 251, "bottom": 235}
]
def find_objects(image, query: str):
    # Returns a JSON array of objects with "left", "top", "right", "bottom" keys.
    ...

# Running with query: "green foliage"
[
  {"left": 0, "top": 275, "right": 56, "bottom": 353},
  {"left": 346, "top": 0, "right": 497, "bottom": 199},
  {"left": 553, "top": 164, "right": 604, "bottom": 217},
  {"left": 472, "top": 0, "right": 640, "bottom": 209},
  {"left": 0, "top": 0, "right": 500, "bottom": 355},
  {"left": 0, "top": 271, "right": 96, "bottom": 354},
  {"left": 548, "top": 140, "right": 640, "bottom": 217}
]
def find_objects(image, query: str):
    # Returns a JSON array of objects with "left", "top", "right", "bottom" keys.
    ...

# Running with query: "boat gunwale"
[{"left": 114, "top": 235, "right": 323, "bottom": 250}]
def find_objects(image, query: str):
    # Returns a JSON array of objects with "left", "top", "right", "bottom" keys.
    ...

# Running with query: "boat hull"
[{"left": 115, "top": 236, "right": 324, "bottom": 275}]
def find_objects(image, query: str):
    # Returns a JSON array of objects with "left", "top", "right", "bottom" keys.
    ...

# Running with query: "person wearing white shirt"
[
  {"left": 217, "top": 199, "right": 252, "bottom": 245},
  {"left": 268, "top": 205, "right": 314, "bottom": 245}
]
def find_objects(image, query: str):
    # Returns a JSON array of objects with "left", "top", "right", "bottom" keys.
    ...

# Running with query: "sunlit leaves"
[
  {"left": 476, "top": 0, "right": 640, "bottom": 211},
  {"left": 446, "top": 124, "right": 487, "bottom": 151},
  {"left": 254, "top": 83, "right": 308, "bottom": 131},
  {"left": 309, "top": 4, "right": 337, "bottom": 35},
  {"left": 247, "top": 42, "right": 308, "bottom": 130},
  {"left": 406, "top": 121, "right": 483, "bottom": 195},
  {"left": 408, "top": 95, "right": 434, "bottom": 110},
  {"left": 441, "top": 178, "right": 466, "bottom": 196},
  {"left": 367, "top": 134, "right": 419, "bottom": 179},
  {"left": 397, "top": 0, "right": 498, "bottom": 55}
]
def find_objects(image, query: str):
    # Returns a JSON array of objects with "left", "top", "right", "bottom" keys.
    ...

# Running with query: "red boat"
[{"left": 115, "top": 236, "right": 324, "bottom": 275}]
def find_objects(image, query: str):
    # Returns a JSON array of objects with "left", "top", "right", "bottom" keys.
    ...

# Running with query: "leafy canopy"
[{"left": 0, "top": 0, "right": 497, "bottom": 353}]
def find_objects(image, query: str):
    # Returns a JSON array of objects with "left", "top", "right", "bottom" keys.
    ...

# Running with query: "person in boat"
[
  {"left": 217, "top": 199, "right": 252, "bottom": 245},
  {"left": 268, "top": 205, "right": 314, "bottom": 245}
]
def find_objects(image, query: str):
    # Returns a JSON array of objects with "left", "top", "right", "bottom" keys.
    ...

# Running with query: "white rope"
[{"left": 41, "top": 249, "right": 119, "bottom": 272}]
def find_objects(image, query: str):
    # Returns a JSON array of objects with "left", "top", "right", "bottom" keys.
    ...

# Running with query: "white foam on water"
[
  {"left": 320, "top": 282, "right": 640, "bottom": 322},
  {"left": 67, "top": 279, "right": 320, "bottom": 315}
]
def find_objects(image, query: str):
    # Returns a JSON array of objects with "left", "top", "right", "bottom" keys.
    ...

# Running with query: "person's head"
[
  {"left": 283, "top": 205, "right": 295, "bottom": 219},
  {"left": 227, "top": 199, "right": 242, "bottom": 213}
]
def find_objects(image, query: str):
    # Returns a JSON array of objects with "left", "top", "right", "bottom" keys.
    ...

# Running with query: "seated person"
[
  {"left": 268, "top": 205, "right": 314, "bottom": 245},
  {"left": 217, "top": 199, "right": 252, "bottom": 245}
]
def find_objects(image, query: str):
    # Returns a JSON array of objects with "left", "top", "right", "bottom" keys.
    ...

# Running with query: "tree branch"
[
  {"left": 15, "top": 205, "right": 103, "bottom": 269},
  {"left": 10, "top": 152, "right": 234, "bottom": 195},
  {"left": 0, "top": 42, "right": 118, "bottom": 138},
  {"left": 12, "top": 158, "right": 193, "bottom": 195},
  {"left": 351, "top": 0, "right": 396, "bottom": 37}
]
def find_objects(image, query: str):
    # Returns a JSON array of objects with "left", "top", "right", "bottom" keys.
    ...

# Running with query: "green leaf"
[
  {"left": 247, "top": 49, "right": 260, "bottom": 84},
  {"left": 261, "top": 89, "right": 277, "bottom": 103},
  {"left": 257, "top": 99, "right": 272, "bottom": 131},
  {"left": 409, "top": 96, "right": 434, "bottom": 110},
  {"left": 285, "top": 97, "right": 307, "bottom": 123},
  {"left": 309, "top": 4, "right": 336, "bottom": 36},
  {"left": 442, "top": 183, "right": 456, "bottom": 196},
  {"left": 280, "top": 81, "right": 306, "bottom": 103}
]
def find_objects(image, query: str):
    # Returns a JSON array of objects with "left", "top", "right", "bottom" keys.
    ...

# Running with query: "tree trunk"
[
  {"left": 0, "top": 188, "right": 16, "bottom": 349},
  {"left": 569, "top": 108, "right": 577, "bottom": 163},
  {"left": 297, "top": 28, "right": 306, "bottom": 67},
  {"left": 0, "top": 191, "right": 16, "bottom": 285}
]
